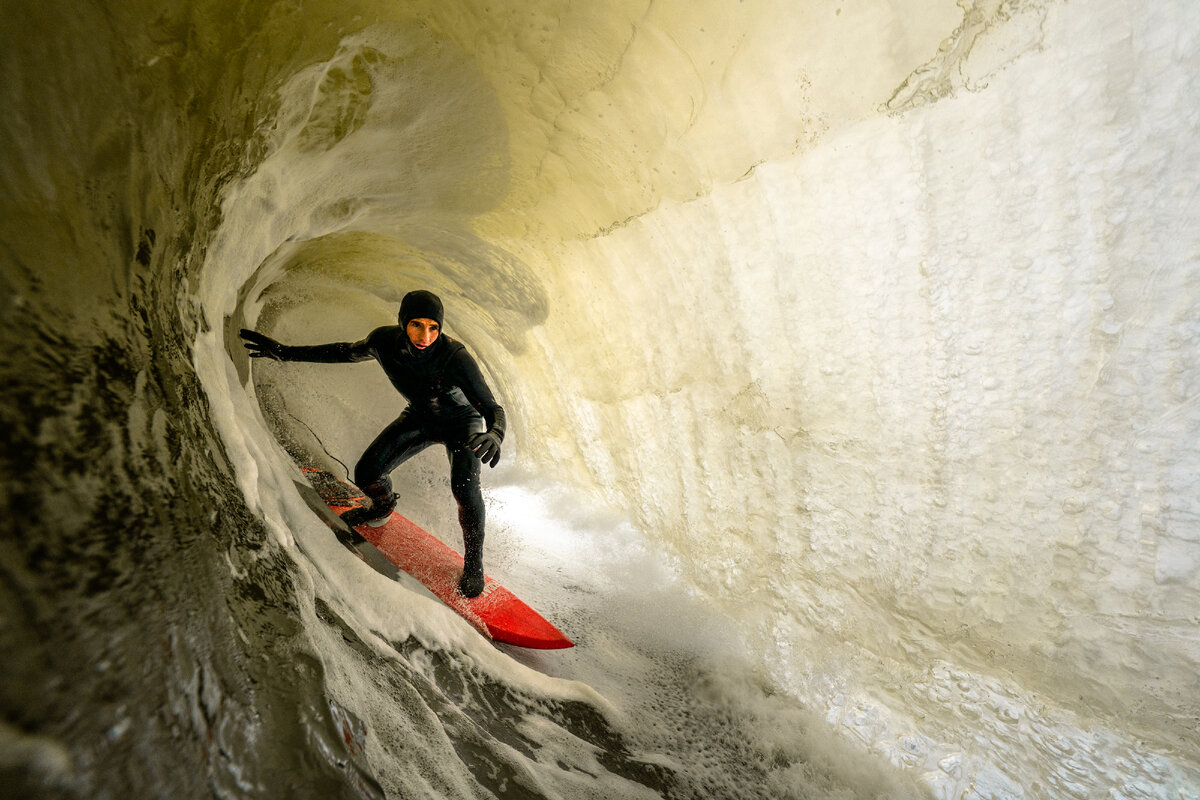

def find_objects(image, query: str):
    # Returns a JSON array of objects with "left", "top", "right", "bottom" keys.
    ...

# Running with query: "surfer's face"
[{"left": 406, "top": 318, "right": 440, "bottom": 349}]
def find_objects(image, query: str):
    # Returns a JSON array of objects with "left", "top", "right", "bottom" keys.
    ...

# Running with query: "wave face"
[{"left": 3, "top": 0, "right": 1199, "bottom": 798}]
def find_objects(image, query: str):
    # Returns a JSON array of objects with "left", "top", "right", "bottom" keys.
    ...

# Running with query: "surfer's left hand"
[
  {"left": 240, "top": 329, "right": 288, "bottom": 360},
  {"left": 468, "top": 431, "right": 502, "bottom": 468}
]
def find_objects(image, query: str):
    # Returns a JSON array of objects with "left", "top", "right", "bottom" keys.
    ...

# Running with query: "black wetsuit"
[{"left": 281, "top": 326, "right": 505, "bottom": 561}]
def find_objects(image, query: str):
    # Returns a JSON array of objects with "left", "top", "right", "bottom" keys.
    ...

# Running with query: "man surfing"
[{"left": 240, "top": 290, "right": 504, "bottom": 598}]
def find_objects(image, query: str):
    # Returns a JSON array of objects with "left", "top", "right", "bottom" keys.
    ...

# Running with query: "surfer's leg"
[
  {"left": 449, "top": 418, "right": 487, "bottom": 597},
  {"left": 347, "top": 413, "right": 431, "bottom": 524}
]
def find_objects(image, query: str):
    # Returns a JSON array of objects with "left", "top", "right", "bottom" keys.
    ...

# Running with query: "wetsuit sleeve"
[
  {"left": 450, "top": 349, "right": 507, "bottom": 439},
  {"left": 281, "top": 338, "right": 374, "bottom": 363}
]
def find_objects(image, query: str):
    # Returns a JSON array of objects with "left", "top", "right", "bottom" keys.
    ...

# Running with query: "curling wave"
[{"left": 3, "top": 1, "right": 1199, "bottom": 798}]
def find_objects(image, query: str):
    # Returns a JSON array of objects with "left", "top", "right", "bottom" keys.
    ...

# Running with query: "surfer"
[{"left": 240, "top": 290, "right": 504, "bottom": 598}]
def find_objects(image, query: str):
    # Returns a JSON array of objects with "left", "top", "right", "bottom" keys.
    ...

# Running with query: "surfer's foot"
[
  {"left": 458, "top": 562, "right": 485, "bottom": 598},
  {"left": 340, "top": 495, "right": 396, "bottom": 528}
]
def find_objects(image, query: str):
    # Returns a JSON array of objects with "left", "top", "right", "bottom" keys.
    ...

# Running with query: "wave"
[{"left": 3, "top": 0, "right": 1199, "bottom": 798}]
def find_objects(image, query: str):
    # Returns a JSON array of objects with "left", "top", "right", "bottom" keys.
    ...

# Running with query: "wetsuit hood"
[{"left": 399, "top": 290, "right": 444, "bottom": 329}]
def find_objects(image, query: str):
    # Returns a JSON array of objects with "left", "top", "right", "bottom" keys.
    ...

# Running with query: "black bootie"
[
  {"left": 340, "top": 490, "right": 396, "bottom": 528},
  {"left": 458, "top": 559, "right": 484, "bottom": 598}
]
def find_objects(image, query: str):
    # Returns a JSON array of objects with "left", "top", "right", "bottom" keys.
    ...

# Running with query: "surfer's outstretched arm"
[{"left": 240, "top": 329, "right": 372, "bottom": 363}]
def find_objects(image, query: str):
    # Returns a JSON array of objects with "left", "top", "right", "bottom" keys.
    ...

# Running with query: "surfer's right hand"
[
  {"left": 467, "top": 430, "right": 502, "bottom": 468},
  {"left": 240, "top": 329, "right": 287, "bottom": 360}
]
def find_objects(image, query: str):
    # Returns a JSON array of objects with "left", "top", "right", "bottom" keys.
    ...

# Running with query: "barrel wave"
[{"left": 2, "top": 1, "right": 1198, "bottom": 798}]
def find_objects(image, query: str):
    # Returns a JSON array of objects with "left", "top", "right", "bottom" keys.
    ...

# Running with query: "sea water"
[{"left": 2, "top": 0, "right": 1198, "bottom": 797}]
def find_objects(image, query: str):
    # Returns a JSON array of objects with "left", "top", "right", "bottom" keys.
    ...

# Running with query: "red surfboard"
[{"left": 303, "top": 467, "right": 573, "bottom": 650}]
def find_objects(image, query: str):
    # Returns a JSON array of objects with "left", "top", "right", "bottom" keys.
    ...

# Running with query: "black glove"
[
  {"left": 240, "top": 329, "right": 289, "bottom": 361},
  {"left": 467, "top": 431, "right": 502, "bottom": 468}
]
